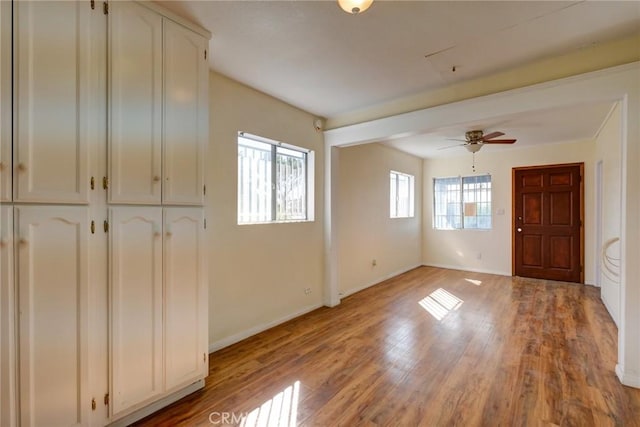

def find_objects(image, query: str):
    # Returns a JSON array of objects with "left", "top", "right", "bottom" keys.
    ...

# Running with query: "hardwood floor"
[{"left": 134, "top": 266, "right": 640, "bottom": 426}]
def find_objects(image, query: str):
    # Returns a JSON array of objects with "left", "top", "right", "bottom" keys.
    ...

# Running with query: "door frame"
[{"left": 511, "top": 162, "right": 585, "bottom": 283}]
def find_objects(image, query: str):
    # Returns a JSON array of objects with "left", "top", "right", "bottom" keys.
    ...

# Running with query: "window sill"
[{"left": 238, "top": 219, "right": 314, "bottom": 226}]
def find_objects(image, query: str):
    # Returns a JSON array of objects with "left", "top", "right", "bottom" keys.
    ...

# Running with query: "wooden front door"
[{"left": 513, "top": 163, "right": 583, "bottom": 283}]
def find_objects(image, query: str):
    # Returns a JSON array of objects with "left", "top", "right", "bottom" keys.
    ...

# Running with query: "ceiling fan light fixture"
[
  {"left": 338, "top": 0, "right": 373, "bottom": 14},
  {"left": 465, "top": 144, "right": 483, "bottom": 153}
]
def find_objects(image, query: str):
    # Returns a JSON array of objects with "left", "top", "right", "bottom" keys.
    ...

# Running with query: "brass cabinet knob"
[{"left": 153, "top": 176, "right": 160, "bottom": 182}]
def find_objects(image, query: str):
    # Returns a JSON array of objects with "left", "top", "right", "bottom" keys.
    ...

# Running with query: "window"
[
  {"left": 237, "top": 132, "right": 313, "bottom": 224},
  {"left": 390, "top": 171, "right": 415, "bottom": 218},
  {"left": 433, "top": 175, "right": 491, "bottom": 229}
]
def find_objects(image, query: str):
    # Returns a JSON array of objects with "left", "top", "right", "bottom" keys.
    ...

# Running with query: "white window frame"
[
  {"left": 237, "top": 132, "right": 315, "bottom": 225},
  {"left": 390, "top": 170, "right": 415, "bottom": 219},
  {"left": 433, "top": 174, "right": 492, "bottom": 230}
]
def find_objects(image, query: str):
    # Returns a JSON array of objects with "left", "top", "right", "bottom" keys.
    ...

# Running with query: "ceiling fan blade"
[
  {"left": 483, "top": 139, "right": 516, "bottom": 144},
  {"left": 446, "top": 138, "right": 467, "bottom": 142},
  {"left": 438, "top": 143, "right": 466, "bottom": 150},
  {"left": 481, "top": 131, "right": 505, "bottom": 141}
]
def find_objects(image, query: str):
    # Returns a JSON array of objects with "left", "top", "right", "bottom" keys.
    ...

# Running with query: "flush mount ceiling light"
[{"left": 338, "top": 0, "right": 373, "bottom": 14}]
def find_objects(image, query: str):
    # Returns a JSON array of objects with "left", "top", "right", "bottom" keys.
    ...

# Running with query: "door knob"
[{"left": 517, "top": 228, "right": 522, "bottom": 232}]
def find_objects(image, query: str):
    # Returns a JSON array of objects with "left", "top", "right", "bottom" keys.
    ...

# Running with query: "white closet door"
[
  {"left": 164, "top": 208, "right": 206, "bottom": 390},
  {"left": 15, "top": 206, "right": 89, "bottom": 427},
  {"left": 0, "top": 206, "right": 16, "bottom": 427},
  {"left": 0, "top": 0, "right": 10, "bottom": 202},
  {"left": 110, "top": 207, "right": 163, "bottom": 416},
  {"left": 163, "top": 20, "right": 207, "bottom": 205},
  {"left": 109, "top": 2, "right": 162, "bottom": 204},
  {"left": 13, "top": 1, "right": 91, "bottom": 203}
]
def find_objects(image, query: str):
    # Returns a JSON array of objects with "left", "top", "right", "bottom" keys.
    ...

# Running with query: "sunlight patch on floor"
[
  {"left": 419, "top": 288, "right": 464, "bottom": 321},
  {"left": 241, "top": 381, "right": 300, "bottom": 427},
  {"left": 464, "top": 278, "right": 482, "bottom": 286}
]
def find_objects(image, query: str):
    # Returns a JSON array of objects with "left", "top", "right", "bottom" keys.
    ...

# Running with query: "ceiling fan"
[{"left": 440, "top": 130, "right": 517, "bottom": 153}]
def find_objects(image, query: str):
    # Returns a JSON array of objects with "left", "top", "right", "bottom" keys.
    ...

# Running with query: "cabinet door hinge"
[
  {"left": 203, "top": 352, "right": 207, "bottom": 363},
  {"left": 91, "top": 398, "right": 97, "bottom": 411},
  {"left": 91, "top": 220, "right": 95, "bottom": 234},
  {"left": 104, "top": 220, "right": 109, "bottom": 233},
  {"left": 103, "top": 1, "right": 108, "bottom": 15},
  {"left": 204, "top": 218, "right": 206, "bottom": 229},
  {"left": 203, "top": 185, "right": 206, "bottom": 196},
  {"left": 204, "top": 50, "right": 207, "bottom": 60},
  {"left": 102, "top": 176, "right": 109, "bottom": 190},
  {"left": 90, "top": 0, "right": 95, "bottom": 10},
  {"left": 90, "top": 176, "right": 95, "bottom": 190},
  {"left": 104, "top": 393, "right": 109, "bottom": 406}
]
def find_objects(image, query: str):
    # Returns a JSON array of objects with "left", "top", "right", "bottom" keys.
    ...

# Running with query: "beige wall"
[
  {"left": 207, "top": 72, "right": 325, "bottom": 350},
  {"left": 336, "top": 144, "right": 422, "bottom": 296},
  {"left": 595, "top": 103, "right": 622, "bottom": 324},
  {"left": 422, "top": 140, "right": 596, "bottom": 282}
]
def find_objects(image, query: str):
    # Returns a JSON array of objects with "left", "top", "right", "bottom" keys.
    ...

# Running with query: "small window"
[
  {"left": 238, "top": 132, "right": 313, "bottom": 224},
  {"left": 390, "top": 171, "right": 415, "bottom": 218},
  {"left": 433, "top": 175, "right": 491, "bottom": 229}
]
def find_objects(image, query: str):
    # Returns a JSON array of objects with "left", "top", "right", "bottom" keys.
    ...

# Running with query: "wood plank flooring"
[{"left": 134, "top": 266, "right": 640, "bottom": 426}]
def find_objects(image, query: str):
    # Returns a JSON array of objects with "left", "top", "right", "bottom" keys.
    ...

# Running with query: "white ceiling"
[
  {"left": 382, "top": 100, "right": 616, "bottom": 158},
  {"left": 157, "top": 1, "right": 638, "bottom": 157}
]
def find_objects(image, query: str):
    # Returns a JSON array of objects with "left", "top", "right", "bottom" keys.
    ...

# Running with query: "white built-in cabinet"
[
  {"left": 109, "top": 207, "right": 206, "bottom": 418},
  {"left": 13, "top": 1, "right": 93, "bottom": 203},
  {"left": 15, "top": 206, "right": 90, "bottom": 427},
  {"left": 110, "top": 207, "right": 164, "bottom": 416},
  {"left": 1, "top": 0, "right": 11, "bottom": 202},
  {"left": 109, "top": 2, "right": 163, "bottom": 204},
  {"left": 0, "top": 206, "right": 16, "bottom": 427},
  {"left": 109, "top": 2, "right": 207, "bottom": 206},
  {"left": 0, "top": 1, "right": 210, "bottom": 425},
  {"left": 163, "top": 208, "right": 207, "bottom": 389},
  {"left": 162, "top": 20, "right": 208, "bottom": 205}
]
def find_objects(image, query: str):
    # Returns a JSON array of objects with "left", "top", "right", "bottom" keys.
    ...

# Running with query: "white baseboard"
[
  {"left": 339, "top": 263, "right": 422, "bottom": 299},
  {"left": 616, "top": 364, "right": 640, "bottom": 389},
  {"left": 209, "top": 302, "right": 323, "bottom": 353},
  {"left": 422, "top": 262, "right": 511, "bottom": 277}
]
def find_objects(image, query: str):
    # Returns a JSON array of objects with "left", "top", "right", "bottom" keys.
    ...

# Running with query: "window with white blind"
[
  {"left": 390, "top": 171, "right": 415, "bottom": 218},
  {"left": 433, "top": 175, "right": 491, "bottom": 229},
  {"left": 237, "top": 132, "right": 313, "bottom": 224}
]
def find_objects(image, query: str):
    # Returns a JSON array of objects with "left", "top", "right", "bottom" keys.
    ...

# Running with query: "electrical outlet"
[{"left": 304, "top": 288, "right": 312, "bottom": 295}]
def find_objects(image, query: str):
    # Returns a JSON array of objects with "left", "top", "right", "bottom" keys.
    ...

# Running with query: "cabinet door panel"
[
  {"left": 109, "top": 2, "right": 162, "bottom": 204},
  {"left": 164, "top": 208, "right": 206, "bottom": 390},
  {"left": 15, "top": 206, "right": 89, "bottom": 427},
  {"left": 0, "top": 206, "right": 16, "bottom": 427},
  {"left": 163, "top": 20, "right": 207, "bottom": 205},
  {"left": 0, "top": 0, "right": 10, "bottom": 202},
  {"left": 14, "top": 2, "right": 90, "bottom": 203},
  {"left": 110, "top": 207, "right": 163, "bottom": 416}
]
